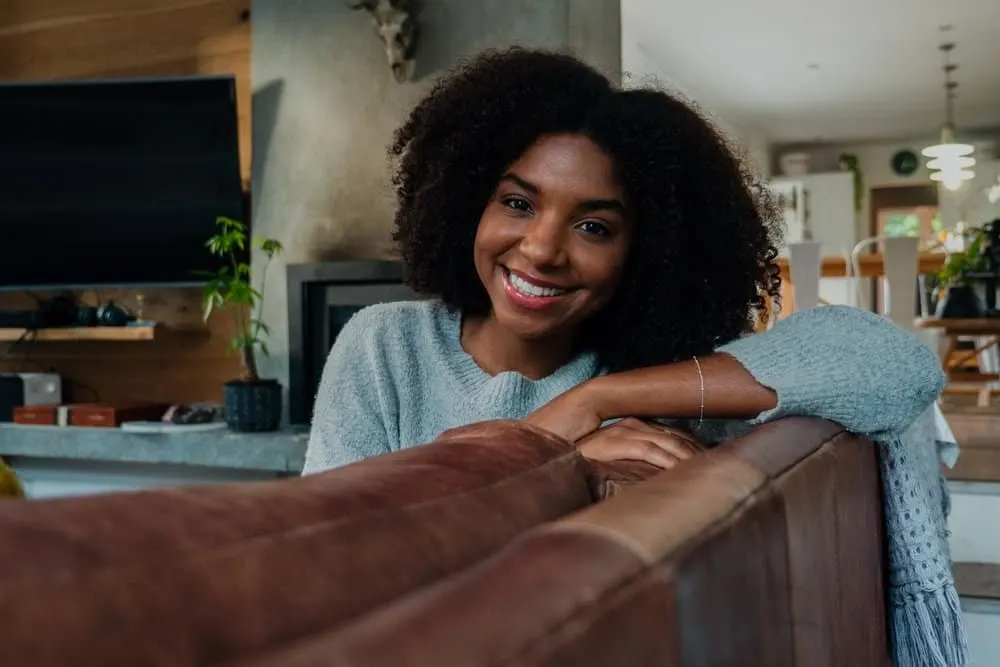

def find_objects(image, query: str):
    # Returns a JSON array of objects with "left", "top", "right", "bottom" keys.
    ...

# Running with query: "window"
[{"left": 878, "top": 206, "right": 940, "bottom": 240}]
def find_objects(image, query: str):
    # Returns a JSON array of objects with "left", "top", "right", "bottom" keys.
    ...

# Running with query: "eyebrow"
[{"left": 500, "top": 172, "right": 626, "bottom": 216}]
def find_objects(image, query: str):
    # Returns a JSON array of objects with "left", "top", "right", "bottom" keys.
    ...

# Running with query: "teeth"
[{"left": 507, "top": 271, "right": 568, "bottom": 298}]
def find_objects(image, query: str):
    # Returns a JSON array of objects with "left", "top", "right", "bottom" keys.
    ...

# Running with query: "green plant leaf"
[
  {"left": 198, "top": 217, "right": 284, "bottom": 375},
  {"left": 937, "top": 226, "right": 988, "bottom": 287}
]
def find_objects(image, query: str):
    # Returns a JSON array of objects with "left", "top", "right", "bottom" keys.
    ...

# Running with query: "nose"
[{"left": 519, "top": 216, "right": 568, "bottom": 268}]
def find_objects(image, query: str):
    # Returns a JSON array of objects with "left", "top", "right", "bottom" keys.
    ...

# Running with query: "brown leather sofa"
[{"left": 0, "top": 417, "right": 889, "bottom": 667}]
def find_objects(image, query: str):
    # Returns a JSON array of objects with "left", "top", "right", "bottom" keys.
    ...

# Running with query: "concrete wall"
[{"left": 250, "top": 0, "right": 621, "bottom": 415}]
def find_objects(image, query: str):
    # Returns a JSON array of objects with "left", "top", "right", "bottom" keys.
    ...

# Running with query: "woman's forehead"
[{"left": 506, "top": 134, "right": 622, "bottom": 200}]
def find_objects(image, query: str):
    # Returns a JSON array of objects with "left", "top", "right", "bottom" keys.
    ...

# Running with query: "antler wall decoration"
[{"left": 347, "top": 0, "right": 419, "bottom": 83}]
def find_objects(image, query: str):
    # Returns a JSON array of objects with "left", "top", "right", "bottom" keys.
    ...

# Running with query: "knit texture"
[{"left": 304, "top": 300, "right": 966, "bottom": 667}]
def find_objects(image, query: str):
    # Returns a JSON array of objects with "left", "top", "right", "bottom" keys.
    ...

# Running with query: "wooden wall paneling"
[
  {"left": 0, "top": 288, "right": 242, "bottom": 404},
  {"left": 0, "top": 1, "right": 251, "bottom": 405}
]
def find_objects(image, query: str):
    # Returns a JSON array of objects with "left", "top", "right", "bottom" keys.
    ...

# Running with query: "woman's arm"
[
  {"left": 302, "top": 310, "right": 395, "bottom": 475},
  {"left": 583, "top": 306, "right": 946, "bottom": 440}
]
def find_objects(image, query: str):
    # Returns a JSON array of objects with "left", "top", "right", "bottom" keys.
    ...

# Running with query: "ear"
[{"left": 346, "top": 0, "right": 377, "bottom": 10}]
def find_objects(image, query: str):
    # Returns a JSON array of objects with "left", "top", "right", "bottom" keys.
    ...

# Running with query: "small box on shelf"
[{"left": 13, "top": 402, "right": 171, "bottom": 427}]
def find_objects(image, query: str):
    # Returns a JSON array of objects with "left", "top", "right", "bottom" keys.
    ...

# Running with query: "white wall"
[
  {"left": 621, "top": 42, "right": 771, "bottom": 178},
  {"left": 938, "top": 159, "right": 1000, "bottom": 230}
]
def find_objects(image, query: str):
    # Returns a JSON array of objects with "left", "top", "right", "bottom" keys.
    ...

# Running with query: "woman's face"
[{"left": 473, "top": 133, "right": 633, "bottom": 341}]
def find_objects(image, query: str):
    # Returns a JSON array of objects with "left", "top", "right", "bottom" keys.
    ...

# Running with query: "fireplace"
[{"left": 286, "top": 261, "right": 421, "bottom": 425}]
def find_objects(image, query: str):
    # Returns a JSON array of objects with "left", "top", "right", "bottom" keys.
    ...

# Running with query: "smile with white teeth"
[{"left": 506, "top": 270, "right": 570, "bottom": 298}]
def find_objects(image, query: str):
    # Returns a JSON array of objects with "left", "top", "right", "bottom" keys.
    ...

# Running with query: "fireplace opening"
[{"left": 286, "top": 261, "right": 422, "bottom": 424}]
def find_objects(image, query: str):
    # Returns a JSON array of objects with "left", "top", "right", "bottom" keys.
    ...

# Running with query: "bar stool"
[{"left": 850, "top": 236, "right": 920, "bottom": 333}]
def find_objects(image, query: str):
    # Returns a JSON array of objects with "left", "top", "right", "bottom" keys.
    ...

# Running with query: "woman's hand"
[
  {"left": 522, "top": 386, "right": 703, "bottom": 469},
  {"left": 577, "top": 418, "right": 703, "bottom": 469},
  {"left": 522, "top": 384, "right": 603, "bottom": 443}
]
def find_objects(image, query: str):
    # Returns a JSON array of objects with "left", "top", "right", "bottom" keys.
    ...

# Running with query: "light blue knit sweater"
[{"left": 304, "top": 299, "right": 967, "bottom": 667}]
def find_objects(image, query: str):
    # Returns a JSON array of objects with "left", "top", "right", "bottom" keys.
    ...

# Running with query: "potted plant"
[
  {"left": 936, "top": 226, "right": 987, "bottom": 318},
  {"left": 201, "top": 216, "right": 285, "bottom": 432}
]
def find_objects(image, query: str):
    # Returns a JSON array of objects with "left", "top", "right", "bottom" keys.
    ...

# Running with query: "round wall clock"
[{"left": 891, "top": 150, "right": 920, "bottom": 176}]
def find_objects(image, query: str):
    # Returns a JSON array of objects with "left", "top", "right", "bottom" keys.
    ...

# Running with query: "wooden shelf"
[
  {"left": 916, "top": 318, "right": 1000, "bottom": 334},
  {"left": 0, "top": 326, "right": 205, "bottom": 343},
  {"left": 777, "top": 252, "right": 946, "bottom": 279}
]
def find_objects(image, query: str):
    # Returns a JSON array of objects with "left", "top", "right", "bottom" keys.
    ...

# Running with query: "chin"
[{"left": 492, "top": 307, "right": 563, "bottom": 341}]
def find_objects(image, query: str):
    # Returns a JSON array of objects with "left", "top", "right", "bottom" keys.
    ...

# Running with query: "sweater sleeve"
[
  {"left": 715, "top": 305, "right": 946, "bottom": 439},
  {"left": 301, "top": 309, "right": 394, "bottom": 475}
]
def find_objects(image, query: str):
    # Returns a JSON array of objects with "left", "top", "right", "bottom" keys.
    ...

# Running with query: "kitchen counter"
[
  {"left": 0, "top": 423, "right": 309, "bottom": 499},
  {"left": 0, "top": 423, "right": 308, "bottom": 473}
]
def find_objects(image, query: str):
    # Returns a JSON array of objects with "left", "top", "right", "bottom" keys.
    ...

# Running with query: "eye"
[
  {"left": 501, "top": 195, "right": 533, "bottom": 214},
  {"left": 575, "top": 220, "right": 611, "bottom": 238}
]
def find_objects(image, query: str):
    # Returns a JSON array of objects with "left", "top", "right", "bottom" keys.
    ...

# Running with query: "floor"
[
  {"left": 949, "top": 480, "right": 1000, "bottom": 667},
  {"left": 963, "top": 598, "right": 1000, "bottom": 667}
]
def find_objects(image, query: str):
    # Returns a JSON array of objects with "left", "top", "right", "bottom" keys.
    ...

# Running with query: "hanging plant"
[{"left": 838, "top": 153, "right": 864, "bottom": 212}]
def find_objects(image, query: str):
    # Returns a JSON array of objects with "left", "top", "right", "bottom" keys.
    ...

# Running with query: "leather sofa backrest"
[
  {"left": 235, "top": 418, "right": 889, "bottom": 667},
  {"left": 0, "top": 422, "right": 596, "bottom": 667}
]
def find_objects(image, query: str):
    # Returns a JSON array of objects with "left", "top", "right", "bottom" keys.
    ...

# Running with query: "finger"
[
  {"left": 617, "top": 417, "right": 657, "bottom": 432},
  {"left": 636, "top": 432, "right": 700, "bottom": 460},
  {"left": 578, "top": 437, "right": 673, "bottom": 467},
  {"left": 618, "top": 419, "right": 704, "bottom": 451},
  {"left": 623, "top": 439, "right": 683, "bottom": 469}
]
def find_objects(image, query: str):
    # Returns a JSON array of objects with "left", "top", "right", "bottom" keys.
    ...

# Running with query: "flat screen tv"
[{"left": 0, "top": 75, "right": 245, "bottom": 290}]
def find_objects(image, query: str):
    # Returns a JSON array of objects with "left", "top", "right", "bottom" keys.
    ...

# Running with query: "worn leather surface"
[
  {"left": 0, "top": 417, "right": 888, "bottom": 667},
  {"left": 233, "top": 417, "right": 887, "bottom": 667},
  {"left": 234, "top": 530, "right": 674, "bottom": 667},
  {"left": 585, "top": 459, "right": 662, "bottom": 499},
  {"left": 0, "top": 420, "right": 593, "bottom": 667},
  {"left": 0, "top": 420, "right": 577, "bottom": 579},
  {"left": 775, "top": 431, "right": 888, "bottom": 666}
]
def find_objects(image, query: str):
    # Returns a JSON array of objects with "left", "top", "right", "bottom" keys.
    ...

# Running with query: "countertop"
[{"left": 0, "top": 423, "right": 308, "bottom": 473}]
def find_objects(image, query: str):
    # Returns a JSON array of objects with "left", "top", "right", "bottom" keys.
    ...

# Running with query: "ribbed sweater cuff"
[{"left": 716, "top": 326, "right": 859, "bottom": 427}]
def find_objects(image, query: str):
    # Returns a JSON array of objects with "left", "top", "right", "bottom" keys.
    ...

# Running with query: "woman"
[{"left": 304, "top": 49, "right": 963, "bottom": 666}]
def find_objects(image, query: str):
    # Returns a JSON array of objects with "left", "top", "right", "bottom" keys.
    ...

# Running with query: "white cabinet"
[
  {"left": 769, "top": 172, "right": 857, "bottom": 306},
  {"left": 769, "top": 171, "right": 856, "bottom": 251}
]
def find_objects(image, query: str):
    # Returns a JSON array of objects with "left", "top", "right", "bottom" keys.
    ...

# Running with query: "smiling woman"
[
  {"left": 464, "top": 134, "right": 633, "bottom": 376},
  {"left": 300, "top": 47, "right": 965, "bottom": 666}
]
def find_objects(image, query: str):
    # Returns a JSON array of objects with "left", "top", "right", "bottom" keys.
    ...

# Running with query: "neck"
[{"left": 461, "top": 312, "right": 575, "bottom": 380}]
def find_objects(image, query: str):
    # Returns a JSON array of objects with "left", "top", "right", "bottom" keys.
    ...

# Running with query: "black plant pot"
[
  {"left": 935, "top": 285, "right": 984, "bottom": 319},
  {"left": 224, "top": 379, "right": 282, "bottom": 433}
]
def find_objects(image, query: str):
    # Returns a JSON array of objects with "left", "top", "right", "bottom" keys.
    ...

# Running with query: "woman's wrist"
[
  {"left": 578, "top": 370, "right": 694, "bottom": 422},
  {"left": 576, "top": 375, "right": 617, "bottom": 422},
  {"left": 581, "top": 354, "right": 777, "bottom": 423}
]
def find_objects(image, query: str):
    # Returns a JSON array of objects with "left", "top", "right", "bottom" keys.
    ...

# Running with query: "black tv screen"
[{"left": 0, "top": 75, "right": 245, "bottom": 289}]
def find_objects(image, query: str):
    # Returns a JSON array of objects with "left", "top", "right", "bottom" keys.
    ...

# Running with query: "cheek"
[
  {"left": 578, "top": 243, "right": 630, "bottom": 298},
  {"left": 474, "top": 208, "right": 515, "bottom": 255}
]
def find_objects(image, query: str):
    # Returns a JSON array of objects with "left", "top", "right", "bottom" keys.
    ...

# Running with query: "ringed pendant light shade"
[{"left": 921, "top": 42, "right": 975, "bottom": 191}]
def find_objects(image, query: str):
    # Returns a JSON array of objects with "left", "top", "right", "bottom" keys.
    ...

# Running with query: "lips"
[
  {"left": 506, "top": 270, "right": 570, "bottom": 297},
  {"left": 501, "top": 268, "right": 574, "bottom": 310}
]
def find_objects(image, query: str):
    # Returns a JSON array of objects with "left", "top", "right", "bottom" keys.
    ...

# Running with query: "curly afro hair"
[{"left": 390, "top": 47, "right": 782, "bottom": 373}]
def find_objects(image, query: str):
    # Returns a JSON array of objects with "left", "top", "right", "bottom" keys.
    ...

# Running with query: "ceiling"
[{"left": 621, "top": 0, "right": 1000, "bottom": 144}]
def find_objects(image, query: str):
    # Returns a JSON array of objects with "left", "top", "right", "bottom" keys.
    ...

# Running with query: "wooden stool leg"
[
  {"left": 939, "top": 334, "right": 957, "bottom": 371},
  {"left": 977, "top": 386, "right": 991, "bottom": 408}
]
